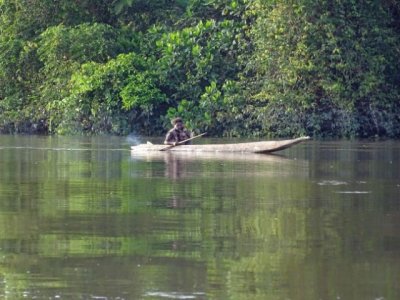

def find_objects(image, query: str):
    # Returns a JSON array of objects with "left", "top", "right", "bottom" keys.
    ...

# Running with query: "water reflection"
[
  {"left": 130, "top": 151, "right": 309, "bottom": 179},
  {"left": 163, "top": 153, "right": 185, "bottom": 180},
  {"left": 0, "top": 136, "right": 399, "bottom": 299}
]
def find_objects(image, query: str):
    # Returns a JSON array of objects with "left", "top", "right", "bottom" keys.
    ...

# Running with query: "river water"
[{"left": 0, "top": 135, "right": 399, "bottom": 300}]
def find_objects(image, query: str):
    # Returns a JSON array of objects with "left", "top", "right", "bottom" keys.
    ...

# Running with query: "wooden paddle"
[{"left": 160, "top": 132, "right": 207, "bottom": 151}]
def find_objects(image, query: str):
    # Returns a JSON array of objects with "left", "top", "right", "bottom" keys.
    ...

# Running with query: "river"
[{"left": 0, "top": 135, "right": 399, "bottom": 300}]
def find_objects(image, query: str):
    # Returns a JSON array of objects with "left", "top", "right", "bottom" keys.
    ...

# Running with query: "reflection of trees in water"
[
  {"left": 164, "top": 153, "right": 185, "bottom": 180},
  {"left": 163, "top": 153, "right": 199, "bottom": 209},
  {"left": 1, "top": 143, "right": 400, "bottom": 299}
]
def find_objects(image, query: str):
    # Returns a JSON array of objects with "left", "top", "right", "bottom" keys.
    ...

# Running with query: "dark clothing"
[{"left": 164, "top": 128, "right": 191, "bottom": 145}]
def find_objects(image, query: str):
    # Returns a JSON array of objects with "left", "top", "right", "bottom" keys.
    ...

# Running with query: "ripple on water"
[
  {"left": 144, "top": 291, "right": 206, "bottom": 299},
  {"left": 317, "top": 180, "right": 348, "bottom": 186},
  {"left": 335, "top": 191, "right": 371, "bottom": 194}
]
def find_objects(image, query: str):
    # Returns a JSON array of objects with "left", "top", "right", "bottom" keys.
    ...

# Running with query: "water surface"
[{"left": 0, "top": 136, "right": 399, "bottom": 299}]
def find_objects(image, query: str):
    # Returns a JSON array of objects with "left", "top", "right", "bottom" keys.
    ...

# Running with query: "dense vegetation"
[{"left": 0, "top": 0, "right": 399, "bottom": 137}]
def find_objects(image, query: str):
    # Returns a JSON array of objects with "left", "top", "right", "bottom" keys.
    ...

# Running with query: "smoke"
[{"left": 126, "top": 133, "right": 142, "bottom": 145}]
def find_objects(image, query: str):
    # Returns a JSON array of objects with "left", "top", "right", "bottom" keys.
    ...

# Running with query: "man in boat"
[{"left": 164, "top": 117, "right": 192, "bottom": 146}]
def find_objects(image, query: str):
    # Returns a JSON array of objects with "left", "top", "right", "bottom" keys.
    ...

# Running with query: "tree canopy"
[{"left": 0, "top": 0, "right": 399, "bottom": 137}]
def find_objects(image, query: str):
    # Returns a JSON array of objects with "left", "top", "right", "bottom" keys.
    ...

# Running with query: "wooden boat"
[{"left": 131, "top": 136, "right": 310, "bottom": 154}]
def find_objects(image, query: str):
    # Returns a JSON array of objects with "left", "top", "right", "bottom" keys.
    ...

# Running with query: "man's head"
[{"left": 171, "top": 117, "right": 184, "bottom": 129}]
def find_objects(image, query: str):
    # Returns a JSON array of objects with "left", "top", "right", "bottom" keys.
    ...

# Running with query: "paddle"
[{"left": 160, "top": 132, "right": 207, "bottom": 151}]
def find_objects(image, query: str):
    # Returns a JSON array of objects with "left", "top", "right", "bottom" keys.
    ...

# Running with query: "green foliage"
[
  {"left": 56, "top": 53, "right": 166, "bottom": 135},
  {"left": 0, "top": 34, "right": 43, "bottom": 132},
  {"left": 120, "top": 74, "right": 166, "bottom": 110},
  {"left": 249, "top": 0, "right": 400, "bottom": 137},
  {"left": 167, "top": 80, "right": 253, "bottom": 136},
  {"left": 0, "top": 0, "right": 399, "bottom": 137},
  {"left": 155, "top": 1, "right": 251, "bottom": 135},
  {"left": 187, "top": 0, "right": 248, "bottom": 20},
  {"left": 35, "top": 23, "right": 135, "bottom": 133},
  {"left": 111, "top": 0, "right": 187, "bottom": 31},
  {"left": 0, "top": 0, "right": 124, "bottom": 133},
  {"left": 38, "top": 23, "right": 125, "bottom": 66}
]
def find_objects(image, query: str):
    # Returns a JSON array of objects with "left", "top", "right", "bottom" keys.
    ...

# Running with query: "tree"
[{"left": 249, "top": 0, "right": 400, "bottom": 137}]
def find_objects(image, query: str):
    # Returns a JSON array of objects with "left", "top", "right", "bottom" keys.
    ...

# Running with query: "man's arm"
[{"left": 164, "top": 130, "right": 177, "bottom": 145}]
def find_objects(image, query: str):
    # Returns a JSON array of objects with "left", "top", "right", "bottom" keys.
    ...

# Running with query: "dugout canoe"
[{"left": 130, "top": 136, "right": 310, "bottom": 154}]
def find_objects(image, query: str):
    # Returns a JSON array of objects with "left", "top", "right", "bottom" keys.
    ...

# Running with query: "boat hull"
[{"left": 131, "top": 136, "right": 310, "bottom": 154}]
